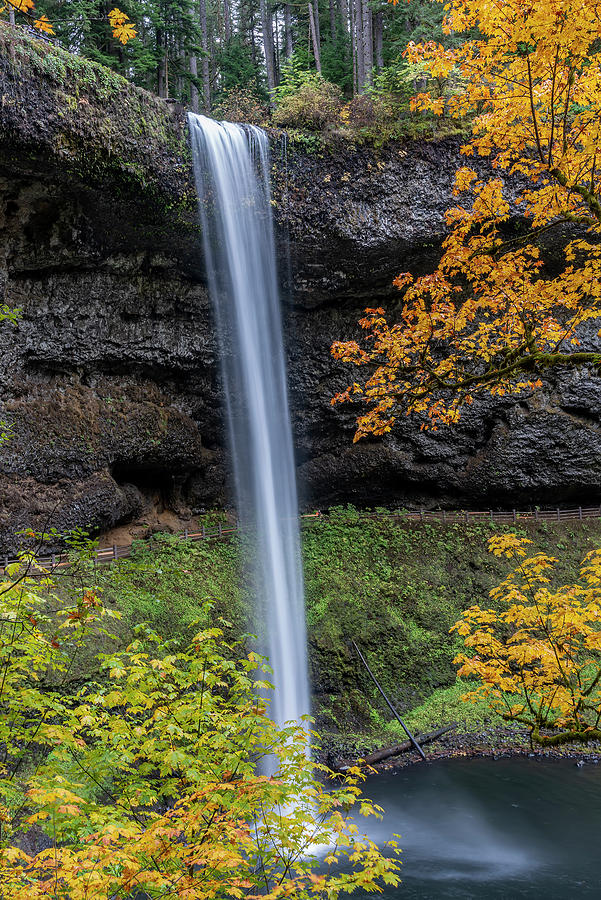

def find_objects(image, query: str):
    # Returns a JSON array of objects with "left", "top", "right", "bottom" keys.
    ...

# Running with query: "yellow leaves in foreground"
[
  {"left": 0, "top": 557, "right": 399, "bottom": 900},
  {"left": 452, "top": 535, "right": 601, "bottom": 746}
]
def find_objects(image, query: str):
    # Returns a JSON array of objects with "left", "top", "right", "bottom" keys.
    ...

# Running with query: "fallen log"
[{"left": 335, "top": 723, "right": 458, "bottom": 772}]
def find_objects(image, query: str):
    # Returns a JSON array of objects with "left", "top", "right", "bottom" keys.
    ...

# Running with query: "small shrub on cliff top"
[
  {"left": 212, "top": 86, "right": 268, "bottom": 126},
  {"left": 273, "top": 55, "right": 342, "bottom": 131},
  {"left": 273, "top": 78, "right": 342, "bottom": 131}
]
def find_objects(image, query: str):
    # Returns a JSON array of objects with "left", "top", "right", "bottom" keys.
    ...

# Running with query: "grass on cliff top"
[{"left": 64, "top": 507, "right": 601, "bottom": 741}]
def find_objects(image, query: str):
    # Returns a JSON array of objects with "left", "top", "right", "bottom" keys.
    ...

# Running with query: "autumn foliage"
[
  {"left": 332, "top": 0, "right": 601, "bottom": 437},
  {"left": 0, "top": 554, "right": 399, "bottom": 899},
  {"left": 2, "top": 0, "right": 136, "bottom": 43},
  {"left": 453, "top": 533, "right": 601, "bottom": 746}
]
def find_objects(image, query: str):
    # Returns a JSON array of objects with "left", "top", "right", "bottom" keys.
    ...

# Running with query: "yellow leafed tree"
[
  {"left": 453, "top": 533, "right": 601, "bottom": 746},
  {"left": 0, "top": 553, "right": 400, "bottom": 899},
  {"left": 332, "top": 0, "right": 601, "bottom": 437},
  {"left": 2, "top": 0, "right": 136, "bottom": 43}
]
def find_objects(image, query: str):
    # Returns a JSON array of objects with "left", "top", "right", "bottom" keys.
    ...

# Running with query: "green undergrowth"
[
  {"left": 398, "top": 681, "right": 500, "bottom": 735},
  {"left": 50, "top": 508, "right": 601, "bottom": 742}
]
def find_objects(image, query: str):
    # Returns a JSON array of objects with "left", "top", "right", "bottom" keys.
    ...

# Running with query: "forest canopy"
[{"left": 1, "top": 0, "right": 459, "bottom": 121}]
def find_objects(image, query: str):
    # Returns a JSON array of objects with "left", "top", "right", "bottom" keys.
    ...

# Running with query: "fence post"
[
  {"left": 420, "top": 508, "right": 424, "bottom": 522},
  {"left": 218, "top": 522, "right": 223, "bottom": 538},
  {"left": 579, "top": 507, "right": 583, "bottom": 521},
  {"left": 513, "top": 509, "right": 517, "bottom": 523},
  {"left": 442, "top": 509, "right": 446, "bottom": 523},
  {"left": 202, "top": 524, "right": 206, "bottom": 539},
  {"left": 465, "top": 510, "right": 469, "bottom": 525},
  {"left": 490, "top": 509, "right": 493, "bottom": 522},
  {"left": 557, "top": 508, "right": 561, "bottom": 521},
  {"left": 113, "top": 545, "right": 117, "bottom": 561},
  {"left": 184, "top": 528, "right": 188, "bottom": 540},
  {"left": 535, "top": 508, "right": 539, "bottom": 521}
]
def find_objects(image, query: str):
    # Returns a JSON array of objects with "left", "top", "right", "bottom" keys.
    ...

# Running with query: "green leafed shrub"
[
  {"left": 273, "top": 55, "right": 342, "bottom": 131},
  {"left": 273, "top": 78, "right": 342, "bottom": 131},
  {"left": 212, "top": 86, "right": 269, "bottom": 126}
]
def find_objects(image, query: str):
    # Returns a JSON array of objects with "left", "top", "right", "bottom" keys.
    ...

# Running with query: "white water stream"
[{"left": 188, "top": 113, "right": 310, "bottom": 742}]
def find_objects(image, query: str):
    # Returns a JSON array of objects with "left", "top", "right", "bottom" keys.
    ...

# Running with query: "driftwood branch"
[{"left": 335, "top": 723, "right": 457, "bottom": 771}]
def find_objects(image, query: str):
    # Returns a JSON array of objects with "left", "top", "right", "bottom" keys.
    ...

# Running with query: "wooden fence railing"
[{"left": 2, "top": 504, "right": 601, "bottom": 576}]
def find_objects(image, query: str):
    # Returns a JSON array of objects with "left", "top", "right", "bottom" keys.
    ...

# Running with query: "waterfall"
[{"left": 188, "top": 113, "right": 310, "bottom": 743}]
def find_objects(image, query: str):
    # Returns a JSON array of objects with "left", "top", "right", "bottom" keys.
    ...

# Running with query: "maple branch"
[
  {"left": 548, "top": 46, "right": 559, "bottom": 168},
  {"left": 549, "top": 167, "right": 601, "bottom": 223},
  {"left": 526, "top": 56, "right": 545, "bottom": 164},
  {"left": 409, "top": 350, "right": 601, "bottom": 396}
]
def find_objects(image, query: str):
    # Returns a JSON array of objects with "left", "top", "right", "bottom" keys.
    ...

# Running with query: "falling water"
[{"left": 188, "top": 113, "right": 310, "bottom": 743}]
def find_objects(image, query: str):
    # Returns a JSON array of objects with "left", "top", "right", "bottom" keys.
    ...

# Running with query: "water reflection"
[{"left": 347, "top": 758, "right": 601, "bottom": 898}]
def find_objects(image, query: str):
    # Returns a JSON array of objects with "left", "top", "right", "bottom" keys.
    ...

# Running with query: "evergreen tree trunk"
[
  {"left": 189, "top": 2, "right": 199, "bottom": 112},
  {"left": 273, "top": 8, "right": 280, "bottom": 83},
  {"left": 361, "top": 1, "right": 373, "bottom": 87},
  {"left": 224, "top": 0, "right": 232, "bottom": 40},
  {"left": 200, "top": 0, "right": 211, "bottom": 111},
  {"left": 190, "top": 54, "right": 199, "bottom": 112},
  {"left": 157, "top": 29, "right": 165, "bottom": 97},
  {"left": 284, "top": 4, "right": 293, "bottom": 58},
  {"left": 353, "top": 0, "right": 364, "bottom": 92},
  {"left": 308, "top": 1, "right": 322, "bottom": 73},
  {"left": 248, "top": 0, "right": 259, "bottom": 71},
  {"left": 314, "top": 0, "right": 321, "bottom": 60},
  {"left": 374, "top": 10, "right": 383, "bottom": 70},
  {"left": 329, "top": 0, "right": 337, "bottom": 42},
  {"left": 260, "top": 0, "right": 277, "bottom": 92},
  {"left": 338, "top": 0, "right": 349, "bottom": 35}
]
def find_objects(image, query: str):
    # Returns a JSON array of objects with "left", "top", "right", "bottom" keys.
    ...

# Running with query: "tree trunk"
[
  {"left": 308, "top": 1, "right": 322, "bottom": 73},
  {"left": 329, "top": 0, "right": 337, "bottom": 42},
  {"left": 338, "top": 0, "right": 349, "bottom": 35},
  {"left": 190, "top": 54, "right": 199, "bottom": 112},
  {"left": 223, "top": 0, "right": 232, "bottom": 40},
  {"left": 157, "top": 29, "right": 165, "bottom": 97},
  {"left": 199, "top": 0, "right": 211, "bottom": 111},
  {"left": 260, "top": 0, "right": 277, "bottom": 93},
  {"left": 249, "top": 0, "right": 258, "bottom": 70},
  {"left": 314, "top": 0, "right": 321, "bottom": 60},
  {"left": 189, "top": 2, "right": 199, "bottom": 112},
  {"left": 374, "top": 10, "right": 383, "bottom": 70},
  {"left": 284, "top": 4, "right": 293, "bottom": 58},
  {"left": 273, "top": 8, "right": 279, "bottom": 83},
  {"left": 361, "top": 1, "right": 373, "bottom": 88},
  {"left": 353, "top": 0, "right": 364, "bottom": 92}
]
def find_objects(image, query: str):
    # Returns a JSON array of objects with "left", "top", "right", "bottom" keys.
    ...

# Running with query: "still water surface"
[{"left": 352, "top": 758, "right": 601, "bottom": 898}]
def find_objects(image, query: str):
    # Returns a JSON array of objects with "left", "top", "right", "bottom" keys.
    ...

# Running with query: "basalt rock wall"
[{"left": 0, "top": 27, "right": 600, "bottom": 552}]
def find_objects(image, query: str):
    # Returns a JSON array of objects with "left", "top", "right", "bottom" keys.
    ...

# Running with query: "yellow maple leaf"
[
  {"left": 34, "top": 14, "right": 54, "bottom": 34},
  {"left": 108, "top": 6, "right": 136, "bottom": 43}
]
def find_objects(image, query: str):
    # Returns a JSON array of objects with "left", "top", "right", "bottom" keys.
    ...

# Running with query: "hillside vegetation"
[{"left": 74, "top": 508, "right": 601, "bottom": 743}]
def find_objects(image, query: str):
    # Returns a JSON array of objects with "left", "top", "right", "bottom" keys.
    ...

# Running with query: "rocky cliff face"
[{"left": 0, "top": 27, "right": 600, "bottom": 552}]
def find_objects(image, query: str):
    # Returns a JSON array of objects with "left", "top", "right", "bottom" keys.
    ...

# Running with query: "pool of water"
[{"left": 348, "top": 757, "right": 601, "bottom": 898}]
